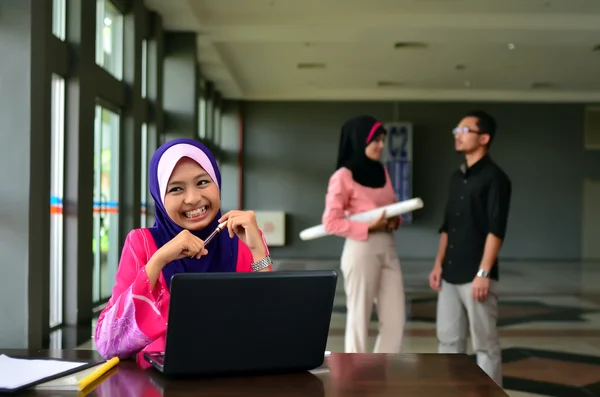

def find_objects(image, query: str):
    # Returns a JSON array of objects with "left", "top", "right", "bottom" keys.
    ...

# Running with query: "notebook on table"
[{"left": 0, "top": 354, "right": 119, "bottom": 393}]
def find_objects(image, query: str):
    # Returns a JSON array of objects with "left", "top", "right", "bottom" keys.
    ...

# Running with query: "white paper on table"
[
  {"left": 0, "top": 354, "right": 88, "bottom": 390},
  {"left": 299, "top": 198, "right": 424, "bottom": 241},
  {"left": 35, "top": 363, "right": 105, "bottom": 390}
]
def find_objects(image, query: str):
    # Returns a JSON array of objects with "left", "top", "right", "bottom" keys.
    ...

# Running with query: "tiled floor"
[{"left": 79, "top": 259, "right": 600, "bottom": 397}]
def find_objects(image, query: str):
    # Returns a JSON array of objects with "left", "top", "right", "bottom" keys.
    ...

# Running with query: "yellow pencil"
[{"left": 77, "top": 357, "right": 120, "bottom": 391}]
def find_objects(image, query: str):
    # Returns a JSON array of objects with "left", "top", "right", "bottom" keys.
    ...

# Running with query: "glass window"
[
  {"left": 52, "top": 0, "right": 66, "bottom": 40},
  {"left": 49, "top": 329, "right": 63, "bottom": 349},
  {"left": 140, "top": 122, "right": 148, "bottom": 227},
  {"left": 145, "top": 125, "right": 158, "bottom": 226},
  {"left": 93, "top": 105, "right": 121, "bottom": 303},
  {"left": 141, "top": 39, "right": 148, "bottom": 98},
  {"left": 206, "top": 97, "right": 214, "bottom": 140},
  {"left": 198, "top": 97, "right": 207, "bottom": 139},
  {"left": 214, "top": 104, "right": 221, "bottom": 147},
  {"left": 50, "top": 74, "right": 66, "bottom": 329},
  {"left": 95, "top": 0, "right": 124, "bottom": 80}
]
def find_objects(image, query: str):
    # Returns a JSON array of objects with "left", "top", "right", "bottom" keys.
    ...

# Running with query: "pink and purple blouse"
[{"left": 93, "top": 228, "right": 270, "bottom": 361}]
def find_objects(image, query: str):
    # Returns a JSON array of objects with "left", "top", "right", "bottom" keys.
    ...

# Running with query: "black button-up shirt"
[{"left": 439, "top": 155, "right": 512, "bottom": 284}]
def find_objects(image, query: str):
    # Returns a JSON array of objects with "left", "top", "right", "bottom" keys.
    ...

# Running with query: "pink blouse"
[
  {"left": 94, "top": 228, "right": 270, "bottom": 361},
  {"left": 322, "top": 167, "right": 397, "bottom": 241}
]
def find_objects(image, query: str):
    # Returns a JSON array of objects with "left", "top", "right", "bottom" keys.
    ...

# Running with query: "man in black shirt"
[{"left": 429, "top": 110, "right": 511, "bottom": 387}]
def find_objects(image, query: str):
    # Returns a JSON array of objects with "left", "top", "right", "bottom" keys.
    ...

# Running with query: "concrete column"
[
  {"left": 163, "top": 32, "right": 198, "bottom": 141},
  {"left": 0, "top": 0, "right": 52, "bottom": 349},
  {"left": 220, "top": 101, "right": 243, "bottom": 212}
]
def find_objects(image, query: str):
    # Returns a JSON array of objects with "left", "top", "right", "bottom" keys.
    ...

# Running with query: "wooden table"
[{"left": 1, "top": 350, "right": 508, "bottom": 396}]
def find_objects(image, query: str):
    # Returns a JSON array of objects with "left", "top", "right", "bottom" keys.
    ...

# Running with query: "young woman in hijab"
[
  {"left": 322, "top": 115, "right": 406, "bottom": 354},
  {"left": 94, "top": 138, "right": 272, "bottom": 360}
]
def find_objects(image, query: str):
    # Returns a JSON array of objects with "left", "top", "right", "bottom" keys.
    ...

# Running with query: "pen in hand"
[
  {"left": 187, "top": 222, "right": 227, "bottom": 259},
  {"left": 202, "top": 221, "right": 228, "bottom": 246}
]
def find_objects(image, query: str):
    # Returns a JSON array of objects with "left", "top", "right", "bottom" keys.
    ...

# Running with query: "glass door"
[{"left": 93, "top": 104, "right": 120, "bottom": 304}]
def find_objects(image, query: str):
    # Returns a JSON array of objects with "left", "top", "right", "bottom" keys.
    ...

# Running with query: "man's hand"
[
  {"left": 429, "top": 264, "right": 442, "bottom": 291},
  {"left": 472, "top": 276, "right": 490, "bottom": 302}
]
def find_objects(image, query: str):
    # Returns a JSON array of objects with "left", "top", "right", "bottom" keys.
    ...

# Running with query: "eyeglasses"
[{"left": 452, "top": 126, "right": 480, "bottom": 135}]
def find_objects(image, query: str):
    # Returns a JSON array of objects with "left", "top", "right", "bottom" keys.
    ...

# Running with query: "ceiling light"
[
  {"left": 508, "top": 43, "right": 515, "bottom": 50},
  {"left": 296, "top": 63, "right": 326, "bottom": 69},
  {"left": 394, "top": 42, "right": 428, "bottom": 50},
  {"left": 377, "top": 81, "right": 404, "bottom": 87},
  {"left": 104, "top": 17, "right": 112, "bottom": 26},
  {"left": 531, "top": 82, "right": 556, "bottom": 89}
]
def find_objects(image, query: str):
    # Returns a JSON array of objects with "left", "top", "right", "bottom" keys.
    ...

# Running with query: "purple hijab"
[{"left": 147, "top": 138, "right": 238, "bottom": 289}]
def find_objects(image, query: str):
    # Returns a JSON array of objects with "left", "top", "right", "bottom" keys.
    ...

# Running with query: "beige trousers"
[{"left": 340, "top": 232, "right": 406, "bottom": 353}]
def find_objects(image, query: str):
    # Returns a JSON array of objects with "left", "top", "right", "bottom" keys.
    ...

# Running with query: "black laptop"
[{"left": 144, "top": 270, "right": 338, "bottom": 377}]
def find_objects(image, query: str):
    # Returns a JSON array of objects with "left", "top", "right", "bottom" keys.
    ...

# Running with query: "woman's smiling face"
[{"left": 163, "top": 157, "right": 220, "bottom": 230}]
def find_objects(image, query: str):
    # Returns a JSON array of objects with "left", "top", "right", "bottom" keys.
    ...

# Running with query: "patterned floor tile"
[
  {"left": 405, "top": 297, "right": 599, "bottom": 327},
  {"left": 501, "top": 347, "right": 600, "bottom": 396}
]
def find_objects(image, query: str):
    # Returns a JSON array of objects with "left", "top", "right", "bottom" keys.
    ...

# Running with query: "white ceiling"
[{"left": 145, "top": 0, "right": 600, "bottom": 102}]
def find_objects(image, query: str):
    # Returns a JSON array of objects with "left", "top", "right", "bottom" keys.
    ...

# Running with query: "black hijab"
[{"left": 335, "top": 115, "right": 387, "bottom": 188}]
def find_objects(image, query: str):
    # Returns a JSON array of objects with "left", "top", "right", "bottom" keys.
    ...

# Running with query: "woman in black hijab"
[{"left": 322, "top": 115, "right": 406, "bottom": 354}]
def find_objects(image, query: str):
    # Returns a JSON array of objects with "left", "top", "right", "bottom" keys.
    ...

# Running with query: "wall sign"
[{"left": 254, "top": 211, "right": 286, "bottom": 246}]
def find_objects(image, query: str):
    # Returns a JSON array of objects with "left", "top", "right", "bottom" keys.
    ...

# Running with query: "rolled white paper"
[{"left": 299, "top": 198, "right": 424, "bottom": 241}]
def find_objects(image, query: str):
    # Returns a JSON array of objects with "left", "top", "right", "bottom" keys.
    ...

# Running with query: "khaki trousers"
[{"left": 340, "top": 232, "right": 406, "bottom": 353}]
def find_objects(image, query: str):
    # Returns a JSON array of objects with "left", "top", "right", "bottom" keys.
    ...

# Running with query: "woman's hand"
[
  {"left": 219, "top": 210, "right": 266, "bottom": 259},
  {"left": 155, "top": 229, "right": 208, "bottom": 264},
  {"left": 146, "top": 230, "right": 208, "bottom": 289},
  {"left": 387, "top": 216, "right": 402, "bottom": 230},
  {"left": 368, "top": 210, "right": 388, "bottom": 232}
]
